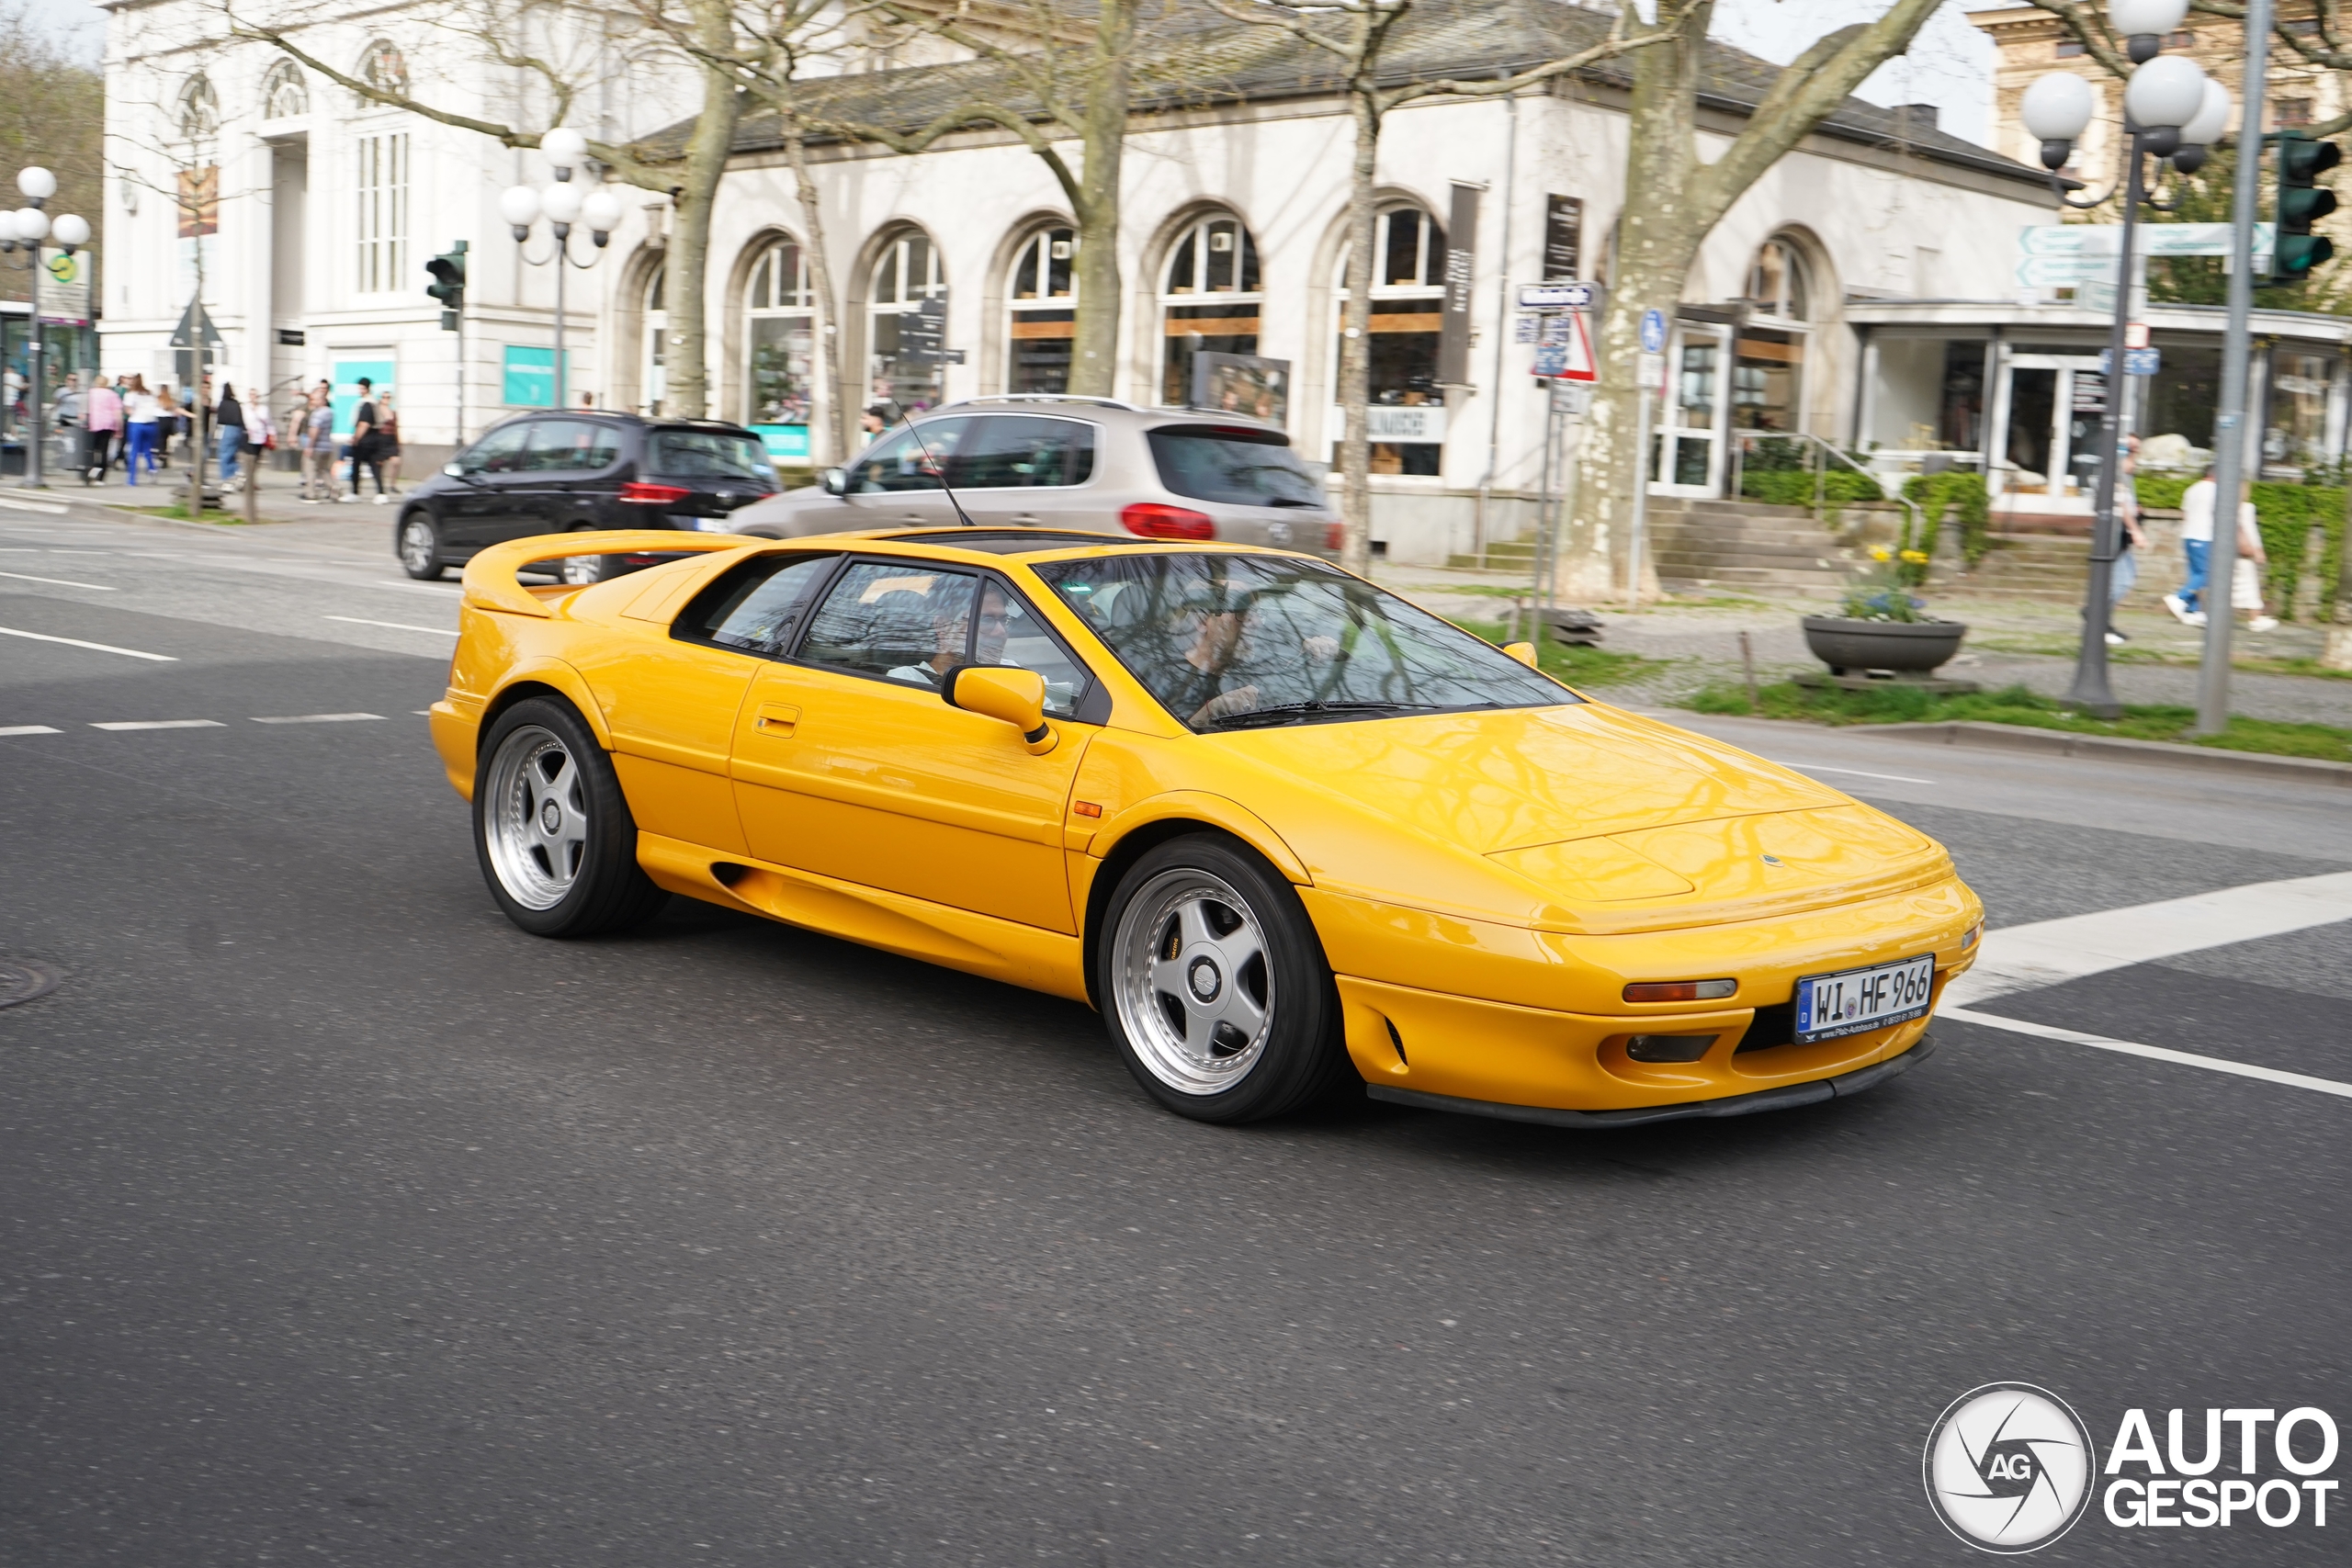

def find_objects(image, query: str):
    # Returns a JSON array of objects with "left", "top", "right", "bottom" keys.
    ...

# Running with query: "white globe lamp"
[
  {"left": 539, "top": 180, "right": 584, "bottom": 227},
  {"left": 499, "top": 184, "right": 541, "bottom": 233},
  {"left": 51, "top": 211, "right": 90, "bottom": 251},
  {"left": 16, "top": 165, "right": 57, "bottom": 202},
  {"left": 540, "top": 128, "right": 589, "bottom": 177},
  {"left": 2126, "top": 55, "right": 2208, "bottom": 130}
]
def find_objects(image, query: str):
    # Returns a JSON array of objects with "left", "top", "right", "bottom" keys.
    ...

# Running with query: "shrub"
[{"left": 1900, "top": 471, "right": 1991, "bottom": 568}]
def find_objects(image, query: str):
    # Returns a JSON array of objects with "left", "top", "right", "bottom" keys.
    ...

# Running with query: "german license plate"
[{"left": 1794, "top": 954, "right": 1936, "bottom": 1043}]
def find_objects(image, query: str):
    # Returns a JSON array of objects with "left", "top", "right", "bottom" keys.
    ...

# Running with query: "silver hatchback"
[{"left": 722, "top": 396, "right": 1341, "bottom": 557}]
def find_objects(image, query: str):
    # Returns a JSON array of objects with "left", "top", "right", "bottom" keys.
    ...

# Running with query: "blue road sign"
[
  {"left": 1639, "top": 308, "right": 1668, "bottom": 355},
  {"left": 2096, "top": 348, "right": 2162, "bottom": 377}
]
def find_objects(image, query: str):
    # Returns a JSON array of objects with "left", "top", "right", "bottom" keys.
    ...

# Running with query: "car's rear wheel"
[
  {"left": 1097, "top": 835, "right": 1351, "bottom": 1123},
  {"left": 397, "top": 513, "right": 445, "bottom": 580},
  {"left": 473, "top": 696, "right": 667, "bottom": 937},
  {"left": 560, "top": 526, "right": 610, "bottom": 586}
]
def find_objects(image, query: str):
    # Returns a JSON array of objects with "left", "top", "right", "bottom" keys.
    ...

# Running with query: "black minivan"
[{"left": 392, "top": 412, "right": 781, "bottom": 582}]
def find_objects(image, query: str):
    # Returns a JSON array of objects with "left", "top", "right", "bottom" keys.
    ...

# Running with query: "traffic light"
[
  {"left": 2275, "top": 134, "right": 2340, "bottom": 282},
  {"left": 425, "top": 241, "right": 469, "bottom": 330}
]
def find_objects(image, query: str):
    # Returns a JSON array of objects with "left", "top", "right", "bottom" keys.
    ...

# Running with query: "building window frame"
[
  {"left": 1159, "top": 211, "right": 1262, "bottom": 407},
  {"left": 865, "top": 227, "right": 948, "bottom": 414},
  {"left": 355, "top": 130, "right": 408, "bottom": 295},
  {"left": 1006, "top": 225, "right": 1077, "bottom": 394},
  {"left": 1328, "top": 203, "right": 1447, "bottom": 476}
]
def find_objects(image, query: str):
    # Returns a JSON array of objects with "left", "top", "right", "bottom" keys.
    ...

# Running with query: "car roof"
[
  {"left": 761, "top": 527, "right": 1315, "bottom": 567},
  {"left": 920, "top": 396, "right": 1291, "bottom": 438}
]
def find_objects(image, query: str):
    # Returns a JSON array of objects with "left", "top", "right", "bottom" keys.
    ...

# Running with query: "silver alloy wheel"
[
  {"left": 560, "top": 546, "right": 603, "bottom": 586},
  {"left": 1111, "top": 867, "right": 1275, "bottom": 1095},
  {"left": 481, "top": 724, "right": 590, "bottom": 910},
  {"left": 398, "top": 516, "right": 435, "bottom": 573}
]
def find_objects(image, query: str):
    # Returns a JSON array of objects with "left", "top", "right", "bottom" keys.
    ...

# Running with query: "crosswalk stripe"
[
  {"left": 0, "top": 724, "right": 62, "bottom": 736},
  {"left": 88, "top": 719, "right": 223, "bottom": 731},
  {"left": 1942, "top": 1007, "right": 2352, "bottom": 1101},
  {"left": 1944, "top": 871, "right": 2352, "bottom": 1007}
]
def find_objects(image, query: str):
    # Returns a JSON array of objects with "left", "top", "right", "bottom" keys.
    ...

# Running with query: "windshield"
[
  {"left": 649, "top": 429, "right": 776, "bottom": 485},
  {"left": 1147, "top": 426, "right": 1326, "bottom": 509},
  {"left": 1036, "top": 553, "right": 1574, "bottom": 730}
]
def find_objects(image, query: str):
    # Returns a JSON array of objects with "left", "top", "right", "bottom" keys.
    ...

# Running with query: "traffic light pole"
[{"left": 2195, "top": 0, "right": 2271, "bottom": 736}]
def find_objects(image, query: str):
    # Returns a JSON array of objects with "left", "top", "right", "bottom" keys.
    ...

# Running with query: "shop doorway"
[
  {"left": 1650, "top": 323, "right": 1726, "bottom": 495},
  {"left": 1990, "top": 352, "right": 2104, "bottom": 508}
]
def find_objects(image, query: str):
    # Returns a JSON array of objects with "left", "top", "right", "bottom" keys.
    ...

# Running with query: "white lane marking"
[
  {"left": 413, "top": 709, "right": 434, "bottom": 716},
  {"left": 0, "top": 496, "right": 70, "bottom": 514},
  {"left": 1944, "top": 871, "right": 2352, "bottom": 1007},
  {"left": 0, "top": 625, "right": 177, "bottom": 661},
  {"left": 323, "top": 615, "right": 458, "bottom": 637},
  {"left": 0, "top": 570, "right": 115, "bottom": 591},
  {"left": 89, "top": 719, "right": 223, "bottom": 731},
  {"left": 1784, "top": 761, "right": 1936, "bottom": 784},
  {"left": 250, "top": 712, "right": 385, "bottom": 725},
  {"left": 0, "top": 724, "right": 62, "bottom": 736},
  {"left": 1943, "top": 1007, "right": 2352, "bottom": 1102}
]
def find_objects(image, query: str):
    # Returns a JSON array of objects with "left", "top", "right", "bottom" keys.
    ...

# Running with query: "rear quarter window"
[
  {"left": 650, "top": 430, "right": 778, "bottom": 489},
  {"left": 1146, "top": 425, "right": 1326, "bottom": 508}
]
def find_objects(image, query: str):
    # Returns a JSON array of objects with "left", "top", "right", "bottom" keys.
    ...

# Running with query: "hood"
[{"left": 1215, "top": 701, "right": 1845, "bottom": 854}]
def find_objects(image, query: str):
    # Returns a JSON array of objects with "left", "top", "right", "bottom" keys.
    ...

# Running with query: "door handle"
[
  {"left": 754, "top": 703, "right": 800, "bottom": 737},
  {"left": 1008, "top": 513, "right": 1040, "bottom": 525}
]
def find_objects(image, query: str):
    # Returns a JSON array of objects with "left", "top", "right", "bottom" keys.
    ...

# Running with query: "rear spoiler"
[{"left": 459, "top": 531, "right": 764, "bottom": 619}]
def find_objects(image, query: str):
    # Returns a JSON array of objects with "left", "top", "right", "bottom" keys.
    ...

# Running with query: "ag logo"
[{"left": 1924, "top": 1382, "right": 2096, "bottom": 1553}]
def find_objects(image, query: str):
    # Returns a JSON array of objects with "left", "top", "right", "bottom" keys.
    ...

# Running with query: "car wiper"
[
  {"left": 1205, "top": 700, "right": 1442, "bottom": 730},
  {"left": 1265, "top": 497, "right": 1323, "bottom": 509}
]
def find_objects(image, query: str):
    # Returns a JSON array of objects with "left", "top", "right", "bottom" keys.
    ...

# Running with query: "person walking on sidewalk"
[
  {"left": 122, "top": 376, "right": 162, "bottom": 484},
  {"left": 298, "top": 388, "right": 339, "bottom": 502},
  {"left": 2166, "top": 471, "right": 2273, "bottom": 631},
  {"left": 374, "top": 391, "right": 403, "bottom": 496},
  {"left": 215, "top": 383, "right": 247, "bottom": 483},
  {"left": 84, "top": 375, "right": 120, "bottom": 483},
  {"left": 344, "top": 378, "right": 389, "bottom": 502}
]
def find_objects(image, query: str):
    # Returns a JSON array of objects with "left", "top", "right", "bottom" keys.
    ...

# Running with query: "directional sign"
[
  {"left": 168, "top": 299, "right": 224, "bottom": 350},
  {"left": 2017, "top": 254, "right": 2119, "bottom": 288},
  {"left": 2019, "top": 223, "right": 2276, "bottom": 258},
  {"left": 2098, "top": 347, "right": 2163, "bottom": 377},
  {"left": 1519, "top": 281, "right": 1600, "bottom": 310},
  {"left": 1639, "top": 308, "right": 1668, "bottom": 355}
]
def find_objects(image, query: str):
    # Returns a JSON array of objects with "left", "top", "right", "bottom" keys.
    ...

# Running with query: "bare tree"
[
  {"left": 1204, "top": 0, "right": 1681, "bottom": 573},
  {"left": 221, "top": 0, "right": 741, "bottom": 417},
  {"left": 1569, "top": 0, "right": 1946, "bottom": 600},
  {"left": 0, "top": 5, "right": 103, "bottom": 309}
]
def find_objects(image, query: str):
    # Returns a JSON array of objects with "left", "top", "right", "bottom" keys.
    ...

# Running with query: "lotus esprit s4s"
[{"left": 431, "top": 528, "right": 1982, "bottom": 1128}]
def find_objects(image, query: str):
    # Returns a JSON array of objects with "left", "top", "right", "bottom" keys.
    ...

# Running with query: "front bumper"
[{"left": 1367, "top": 1033, "right": 1936, "bottom": 1129}]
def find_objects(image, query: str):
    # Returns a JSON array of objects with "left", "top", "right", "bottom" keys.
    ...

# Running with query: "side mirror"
[
  {"left": 820, "top": 467, "right": 848, "bottom": 496},
  {"left": 944, "top": 665, "right": 1056, "bottom": 754},
  {"left": 1503, "top": 641, "right": 1539, "bottom": 669},
  {"left": 442, "top": 462, "right": 466, "bottom": 478}
]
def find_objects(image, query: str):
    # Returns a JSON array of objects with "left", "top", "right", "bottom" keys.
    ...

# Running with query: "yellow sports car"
[{"left": 432, "top": 529, "right": 1981, "bottom": 1127}]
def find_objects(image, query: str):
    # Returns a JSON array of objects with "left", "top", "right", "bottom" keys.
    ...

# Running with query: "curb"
[{"left": 1871, "top": 720, "right": 2352, "bottom": 786}]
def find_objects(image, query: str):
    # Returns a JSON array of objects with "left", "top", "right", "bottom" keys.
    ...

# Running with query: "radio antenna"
[{"left": 888, "top": 400, "right": 975, "bottom": 527}]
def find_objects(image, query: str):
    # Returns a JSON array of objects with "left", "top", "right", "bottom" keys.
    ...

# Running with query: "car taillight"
[
  {"left": 619, "top": 481, "right": 692, "bottom": 505},
  {"left": 1623, "top": 979, "right": 1738, "bottom": 1003},
  {"left": 1325, "top": 522, "right": 1345, "bottom": 551},
  {"left": 1122, "top": 502, "right": 1216, "bottom": 540}
]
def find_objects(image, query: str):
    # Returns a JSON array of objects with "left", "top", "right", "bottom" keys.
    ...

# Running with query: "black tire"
[
  {"left": 397, "top": 512, "right": 447, "bottom": 580},
  {"left": 1095, "top": 834, "right": 1353, "bottom": 1124},
  {"left": 472, "top": 696, "right": 668, "bottom": 938}
]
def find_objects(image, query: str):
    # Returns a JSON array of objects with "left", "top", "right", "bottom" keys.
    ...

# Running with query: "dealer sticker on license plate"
[{"left": 1794, "top": 954, "right": 1936, "bottom": 1043}]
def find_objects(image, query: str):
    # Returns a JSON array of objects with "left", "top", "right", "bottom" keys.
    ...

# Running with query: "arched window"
[
  {"left": 178, "top": 74, "right": 220, "bottom": 141},
  {"left": 1734, "top": 237, "right": 1810, "bottom": 434},
  {"left": 263, "top": 62, "right": 309, "bottom": 119},
  {"left": 1159, "top": 212, "right": 1261, "bottom": 408},
  {"left": 1330, "top": 205, "right": 1445, "bottom": 475},
  {"left": 358, "top": 39, "right": 410, "bottom": 100},
  {"left": 744, "top": 237, "right": 815, "bottom": 431},
  {"left": 866, "top": 228, "right": 947, "bottom": 413},
  {"left": 1006, "top": 225, "right": 1076, "bottom": 393},
  {"left": 641, "top": 265, "right": 667, "bottom": 416}
]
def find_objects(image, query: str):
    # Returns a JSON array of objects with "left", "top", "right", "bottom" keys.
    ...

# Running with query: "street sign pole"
[
  {"left": 2197, "top": 0, "right": 2273, "bottom": 735},
  {"left": 25, "top": 244, "right": 42, "bottom": 489}
]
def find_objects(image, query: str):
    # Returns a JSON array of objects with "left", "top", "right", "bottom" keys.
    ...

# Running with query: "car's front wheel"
[
  {"left": 473, "top": 696, "right": 667, "bottom": 937},
  {"left": 1097, "top": 835, "right": 1352, "bottom": 1123},
  {"left": 397, "top": 513, "right": 445, "bottom": 580}
]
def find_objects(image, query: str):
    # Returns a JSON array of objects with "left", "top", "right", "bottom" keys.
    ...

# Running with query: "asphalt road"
[{"left": 4, "top": 503, "right": 2346, "bottom": 1566}]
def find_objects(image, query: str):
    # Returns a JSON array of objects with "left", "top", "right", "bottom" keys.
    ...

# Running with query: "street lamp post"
[
  {"left": 502, "top": 130, "right": 623, "bottom": 415},
  {"left": 2021, "top": 0, "right": 2219, "bottom": 718},
  {"left": 1, "top": 165, "right": 93, "bottom": 490}
]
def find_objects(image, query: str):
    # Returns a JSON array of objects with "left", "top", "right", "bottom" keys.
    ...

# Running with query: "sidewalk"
[
  {"left": 1369, "top": 561, "right": 2352, "bottom": 729},
  {"left": 40, "top": 452, "right": 418, "bottom": 526}
]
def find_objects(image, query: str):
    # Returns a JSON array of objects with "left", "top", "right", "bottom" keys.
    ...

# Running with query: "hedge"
[
  {"left": 1900, "top": 471, "right": 1992, "bottom": 570},
  {"left": 1741, "top": 468, "right": 1883, "bottom": 509},
  {"left": 2131, "top": 476, "right": 2345, "bottom": 619}
]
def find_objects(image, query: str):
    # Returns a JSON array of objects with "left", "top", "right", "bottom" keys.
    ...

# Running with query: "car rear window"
[
  {"left": 650, "top": 429, "right": 777, "bottom": 486},
  {"left": 1147, "top": 425, "right": 1326, "bottom": 509}
]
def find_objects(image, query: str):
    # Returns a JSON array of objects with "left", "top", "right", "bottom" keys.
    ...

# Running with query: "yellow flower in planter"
[
  {"left": 1900, "top": 548, "right": 1930, "bottom": 564},
  {"left": 1870, "top": 545, "right": 1892, "bottom": 561}
]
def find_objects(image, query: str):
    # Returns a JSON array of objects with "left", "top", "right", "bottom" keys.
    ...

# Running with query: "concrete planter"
[{"left": 1800, "top": 615, "right": 1968, "bottom": 675}]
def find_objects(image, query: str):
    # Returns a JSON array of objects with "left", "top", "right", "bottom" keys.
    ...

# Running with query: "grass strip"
[
  {"left": 1456, "top": 618, "right": 1667, "bottom": 687},
  {"left": 1683, "top": 679, "right": 2352, "bottom": 764}
]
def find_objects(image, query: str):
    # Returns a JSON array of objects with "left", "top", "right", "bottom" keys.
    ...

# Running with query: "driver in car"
[{"left": 890, "top": 582, "right": 1015, "bottom": 687}]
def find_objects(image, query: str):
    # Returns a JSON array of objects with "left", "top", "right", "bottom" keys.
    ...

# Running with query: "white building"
[{"left": 100, "top": 0, "right": 2058, "bottom": 565}]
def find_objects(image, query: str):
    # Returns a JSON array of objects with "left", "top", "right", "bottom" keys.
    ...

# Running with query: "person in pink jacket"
[{"left": 83, "top": 375, "right": 122, "bottom": 484}]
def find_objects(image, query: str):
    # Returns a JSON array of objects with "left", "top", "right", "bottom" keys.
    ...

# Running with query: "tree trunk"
[
  {"left": 1337, "top": 82, "right": 1380, "bottom": 575},
  {"left": 2326, "top": 484, "right": 2352, "bottom": 669},
  {"left": 1566, "top": 16, "right": 1704, "bottom": 600},
  {"left": 664, "top": 56, "right": 743, "bottom": 419},
  {"left": 783, "top": 122, "right": 845, "bottom": 465},
  {"left": 1067, "top": 0, "right": 1133, "bottom": 398}
]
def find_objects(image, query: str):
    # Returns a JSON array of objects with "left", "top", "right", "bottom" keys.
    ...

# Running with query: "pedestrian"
[
  {"left": 123, "top": 375, "right": 162, "bottom": 484},
  {"left": 345, "top": 378, "right": 390, "bottom": 502},
  {"left": 2102, "top": 434, "right": 2145, "bottom": 646},
  {"left": 861, "top": 403, "right": 890, "bottom": 444},
  {"left": 84, "top": 374, "right": 121, "bottom": 482},
  {"left": 246, "top": 396, "right": 277, "bottom": 484},
  {"left": 215, "top": 381, "right": 246, "bottom": 483},
  {"left": 2230, "top": 492, "right": 2279, "bottom": 634},
  {"left": 2166, "top": 468, "right": 2221, "bottom": 626},
  {"left": 156, "top": 383, "right": 185, "bottom": 468},
  {"left": 375, "top": 391, "right": 403, "bottom": 495},
  {"left": 299, "top": 388, "right": 339, "bottom": 502}
]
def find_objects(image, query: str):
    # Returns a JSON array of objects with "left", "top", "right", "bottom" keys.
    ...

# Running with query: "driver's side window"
[
  {"left": 846, "top": 418, "right": 971, "bottom": 493},
  {"left": 459, "top": 423, "right": 532, "bottom": 475}
]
